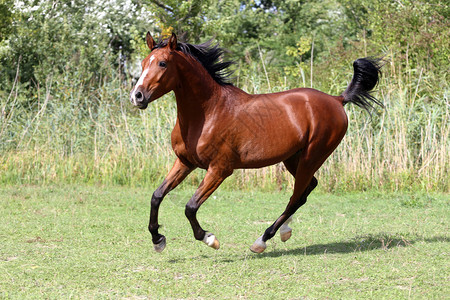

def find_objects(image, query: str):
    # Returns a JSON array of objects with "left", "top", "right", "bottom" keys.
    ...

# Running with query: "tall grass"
[
  {"left": 317, "top": 61, "right": 449, "bottom": 192},
  {"left": 0, "top": 54, "right": 448, "bottom": 192}
]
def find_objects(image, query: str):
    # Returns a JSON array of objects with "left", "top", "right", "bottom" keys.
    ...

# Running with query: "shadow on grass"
[
  {"left": 164, "top": 234, "right": 448, "bottom": 263},
  {"left": 258, "top": 233, "right": 449, "bottom": 258}
]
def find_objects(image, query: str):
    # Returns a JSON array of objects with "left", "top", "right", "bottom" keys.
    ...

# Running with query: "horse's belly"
[{"left": 235, "top": 133, "right": 305, "bottom": 168}]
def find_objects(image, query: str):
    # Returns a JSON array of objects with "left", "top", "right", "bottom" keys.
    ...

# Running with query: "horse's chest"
[
  {"left": 171, "top": 128, "right": 207, "bottom": 168},
  {"left": 171, "top": 125, "right": 235, "bottom": 169}
]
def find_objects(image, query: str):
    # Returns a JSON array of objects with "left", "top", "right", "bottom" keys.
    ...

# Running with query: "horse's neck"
[
  {"left": 172, "top": 55, "right": 249, "bottom": 127},
  {"left": 173, "top": 69, "right": 222, "bottom": 125}
]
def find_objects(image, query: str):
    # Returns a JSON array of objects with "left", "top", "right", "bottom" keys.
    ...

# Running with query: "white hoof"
[
  {"left": 280, "top": 216, "right": 293, "bottom": 242},
  {"left": 280, "top": 227, "right": 292, "bottom": 242},
  {"left": 153, "top": 236, "right": 166, "bottom": 253},
  {"left": 250, "top": 236, "right": 267, "bottom": 253},
  {"left": 203, "top": 233, "right": 220, "bottom": 250}
]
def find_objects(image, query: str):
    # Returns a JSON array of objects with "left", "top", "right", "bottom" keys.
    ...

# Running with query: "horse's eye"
[{"left": 158, "top": 61, "right": 167, "bottom": 68}]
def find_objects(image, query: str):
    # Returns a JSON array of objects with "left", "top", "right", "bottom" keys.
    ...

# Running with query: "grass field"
[{"left": 0, "top": 184, "right": 448, "bottom": 299}]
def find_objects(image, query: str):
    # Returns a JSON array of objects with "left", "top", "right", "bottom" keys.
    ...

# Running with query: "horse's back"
[{"left": 254, "top": 87, "right": 348, "bottom": 134}]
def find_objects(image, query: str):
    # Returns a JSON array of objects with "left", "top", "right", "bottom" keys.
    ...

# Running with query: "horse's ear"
[
  {"left": 146, "top": 32, "right": 155, "bottom": 50},
  {"left": 168, "top": 33, "right": 177, "bottom": 51}
]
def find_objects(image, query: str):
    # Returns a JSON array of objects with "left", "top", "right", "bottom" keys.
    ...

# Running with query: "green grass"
[{"left": 0, "top": 185, "right": 448, "bottom": 298}]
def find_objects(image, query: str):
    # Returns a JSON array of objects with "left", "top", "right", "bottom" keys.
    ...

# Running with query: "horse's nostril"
[{"left": 135, "top": 91, "right": 143, "bottom": 100}]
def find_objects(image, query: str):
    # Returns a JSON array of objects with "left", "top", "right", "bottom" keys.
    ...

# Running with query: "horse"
[{"left": 130, "top": 32, "right": 383, "bottom": 253}]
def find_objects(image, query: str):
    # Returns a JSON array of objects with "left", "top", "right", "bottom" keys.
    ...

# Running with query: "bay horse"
[{"left": 130, "top": 32, "right": 383, "bottom": 253}]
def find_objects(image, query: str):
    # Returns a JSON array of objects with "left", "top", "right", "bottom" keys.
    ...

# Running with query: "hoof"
[
  {"left": 280, "top": 216, "right": 293, "bottom": 242},
  {"left": 280, "top": 228, "right": 292, "bottom": 242},
  {"left": 153, "top": 236, "right": 166, "bottom": 253},
  {"left": 250, "top": 236, "right": 266, "bottom": 253},
  {"left": 203, "top": 233, "right": 220, "bottom": 250}
]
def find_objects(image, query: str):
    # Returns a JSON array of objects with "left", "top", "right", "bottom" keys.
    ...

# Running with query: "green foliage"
[
  {"left": 339, "top": 0, "right": 449, "bottom": 71},
  {"left": 284, "top": 36, "right": 312, "bottom": 79},
  {"left": 0, "top": 0, "right": 151, "bottom": 91},
  {"left": 0, "top": 0, "right": 448, "bottom": 192},
  {"left": 145, "top": 0, "right": 206, "bottom": 41},
  {"left": 0, "top": 0, "right": 14, "bottom": 42}
]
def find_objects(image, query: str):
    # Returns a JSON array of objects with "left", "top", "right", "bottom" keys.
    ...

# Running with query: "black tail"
[{"left": 342, "top": 57, "right": 384, "bottom": 113}]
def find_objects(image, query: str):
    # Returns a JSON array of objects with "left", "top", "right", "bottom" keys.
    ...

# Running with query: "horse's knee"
[
  {"left": 185, "top": 202, "right": 198, "bottom": 219},
  {"left": 151, "top": 191, "right": 164, "bottom": 208}
]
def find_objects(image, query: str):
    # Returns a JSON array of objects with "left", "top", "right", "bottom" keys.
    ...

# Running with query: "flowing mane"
[{"left": 153, "top": 39, "right": 234, "bottom": 86}]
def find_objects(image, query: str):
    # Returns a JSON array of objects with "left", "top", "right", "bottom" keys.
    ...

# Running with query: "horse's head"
[{"left": 130, "top": 32, "right": 179, "bottom": 109}]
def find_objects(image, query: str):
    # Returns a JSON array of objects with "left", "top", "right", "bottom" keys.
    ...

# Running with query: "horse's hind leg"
[
  {"left": 279, "top": 176, "right": 317, "bottom": 242},
  {"left": 149, "top": 158, "right": 194, "bottom": 252},
  {"left": 278, "top": 154, "right": 316, "bottom": 242},
  {"left": 250, "top": 175, "right": 317, "bottom": 253},
  {"left": 251, "top": 148, "right": 324, "bottom": 253}
]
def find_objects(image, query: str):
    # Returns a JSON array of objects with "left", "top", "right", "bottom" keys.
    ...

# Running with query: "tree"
[
  {"left": 338, "top": 0, "right": 449, "bottom": 71},
  {"left": 0, "top": 0, "right": 13, "bottom": 43},
  {"left": 0, "top": 0, "right": 154, "bottom": 90},
  {"left": 145, "top": 0, "right": 208, "bottom": 42}
]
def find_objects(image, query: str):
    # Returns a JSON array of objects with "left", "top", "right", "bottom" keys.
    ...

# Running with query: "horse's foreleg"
[
  {"left": 185, "top": 167, "right": 232, "bottom": 250},
  {"left": 149, "top": 158, "right": 194, "bottom": 252}
]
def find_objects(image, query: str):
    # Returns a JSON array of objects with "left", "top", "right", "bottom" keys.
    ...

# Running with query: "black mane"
[{"left": 154, "top": 39, "right": 234, "bottom": 86}]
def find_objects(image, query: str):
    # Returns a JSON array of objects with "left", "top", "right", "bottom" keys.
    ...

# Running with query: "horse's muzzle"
[{"left": 130, "top": 87, "right": 150, "bottom": 109}]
